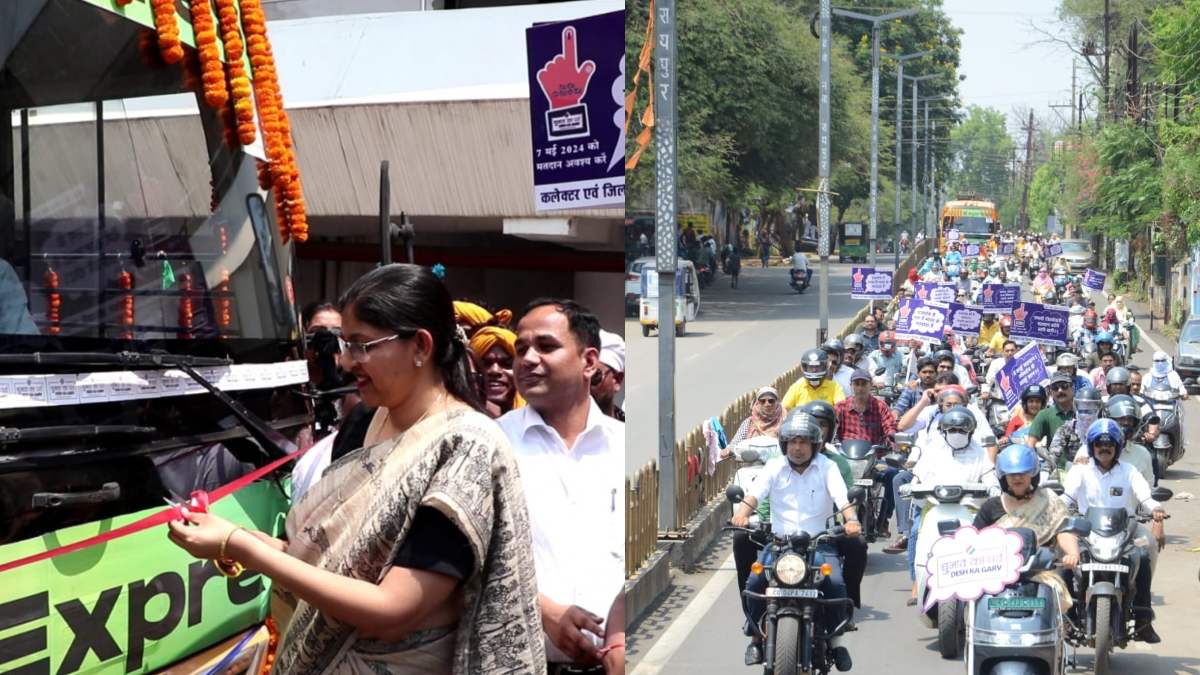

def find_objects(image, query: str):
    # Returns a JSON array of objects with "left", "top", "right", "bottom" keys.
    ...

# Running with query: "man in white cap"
[{"left": 592, "top": 329, "right": 626, "bottom": 421}]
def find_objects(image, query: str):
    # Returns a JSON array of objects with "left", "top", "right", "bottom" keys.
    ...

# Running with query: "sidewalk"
[{"left": 1114, "top": 293, "right": 1176, "bottom": 356}]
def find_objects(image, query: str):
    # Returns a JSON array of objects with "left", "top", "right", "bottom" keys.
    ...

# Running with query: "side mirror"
[
  {"left": 726, "top": 484, "right": 745, "bottom": 504},
  {"left": 1151, "top": 486, "right": 1173, "bottom": 502},
  {"left": 847, "top": 486, "right": 867, "bottom": 504},
  {"left": 1060, "top": 516, "right": 1091, "bottom": 537}
]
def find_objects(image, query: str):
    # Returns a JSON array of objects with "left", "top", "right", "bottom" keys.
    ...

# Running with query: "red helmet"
[
  {"left": 1000, "top": 315, "right": 1013, "bottom": 328},
  {"left": 1083, "top": 310, "right": 1098, "bottom": 327}
]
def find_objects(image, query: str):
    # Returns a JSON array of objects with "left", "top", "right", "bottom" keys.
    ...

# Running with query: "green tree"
[{"left": 945, "top": 106, "right": 1014, "bottom": 206}]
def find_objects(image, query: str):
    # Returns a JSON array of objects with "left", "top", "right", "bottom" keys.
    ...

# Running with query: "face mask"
[
  {"left": 1075, "top": 411, "right": 1098, "bottom": 431},
  {"left": 1153, "top": 360, "right": 1169, "bottom": 376},
  {"left": 945, "top": 431, "right": 971, "bottom": 450}
]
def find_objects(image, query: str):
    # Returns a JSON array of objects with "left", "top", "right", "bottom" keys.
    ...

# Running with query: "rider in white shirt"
[{"left": 1145, "top": 351, "right": 1189, "bottom": 399}]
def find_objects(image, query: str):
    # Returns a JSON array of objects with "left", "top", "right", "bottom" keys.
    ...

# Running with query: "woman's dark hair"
[
  {"left": 935, "top": 372, "right": 960, "bottom": 386},
  {"left": 302, "top": 301, "right": 338, "bottom": 330},
  {"left": 338, "top": 264, "right": 484, "bottom": 412},
  {"left": 521, "top": 298, "right": 601, "bottom": 351}
]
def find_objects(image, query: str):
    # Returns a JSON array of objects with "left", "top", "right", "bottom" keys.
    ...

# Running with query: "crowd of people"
[
  {"left": 167, "top": 264, "right": 626, "bottom": 674},
  {"left": 725, "top": 233, "right": 1181, "bottom": 667}
]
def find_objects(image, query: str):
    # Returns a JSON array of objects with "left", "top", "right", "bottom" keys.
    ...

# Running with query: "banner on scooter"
[
  {"left": 915, "top": 281, "right": 958, "bottom": 305},
  {"left": 980, "top": 283, "right": 1021, "bottom": 312},
  {"left": 1010, "top": 302, "right": 1070, "bottom": 347},
  {"left": 895, "top": 298, "right": 948, "bottom": 343},
  {"left": 995, "top": 342, "right": 1051, "bottom": 412},
  {"left": 1082, "top": 269, "right": 1106, "bottom": 293},
  {"left": 850, "top": 267, "right": 894, "bottom": 300},
  {"left": 923, "top": 526, "right": 1025, "bottom": 611}
]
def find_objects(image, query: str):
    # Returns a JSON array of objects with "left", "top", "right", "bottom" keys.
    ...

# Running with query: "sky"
[{"left": 943, "top": 0, "right": 1081, "bottom": 138}]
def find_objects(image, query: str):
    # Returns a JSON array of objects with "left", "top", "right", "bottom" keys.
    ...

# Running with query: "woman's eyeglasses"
[
  {"left": 338, "top": 328, "right": 417, "bottom": 363},
  {"left": 759, "top": 397, "right": 778, "bottom": 405}
]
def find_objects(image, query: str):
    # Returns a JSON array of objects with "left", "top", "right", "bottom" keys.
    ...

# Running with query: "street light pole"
[
  {"left": 830, "top": 8, "right": 918, "bottom": 269},
  {"left": 817, "top": 0, "right": 831, "bottom": 345},
  {"left": 904, "top": 74, "right": 939, "bottom": 244},
  {"left": 890, "top": 50, "right": 930, "bottom": 269},
  {"left": 653, "top": 0, "right": 678, "bottom": 530}
]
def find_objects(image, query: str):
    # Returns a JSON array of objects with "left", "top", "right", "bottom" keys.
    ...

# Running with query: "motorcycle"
[
  {"left": 790, "top": 267, "right": 811, "bottom": 293},
  {"left": 726, "top": 485, "right": 857, "bottom": 675},
  {"left": 839, "top": 440, "right": 891, "bottom": 543},
  {"left": 904, "top": 481, "right": 994, "bottom": 659},
  {"left": 698, "top": 263, "right": 714, "bottom": 289},
  {"left": 1145, "top": 383, "right": 1185, "bottom": 475},
  {"left": 1067, "top": 488, "right": 1173, "bottom": 675},
  {"left": 872, "top": 367, "right": 902, "bottom": 406},
  {"left": 966, "top": 519, "right": 1092, "bottom": 675}
]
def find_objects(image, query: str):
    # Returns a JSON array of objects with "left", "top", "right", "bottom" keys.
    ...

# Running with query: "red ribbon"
[{"left": 0, "top": 443, "right": 310, "bottom": 574}]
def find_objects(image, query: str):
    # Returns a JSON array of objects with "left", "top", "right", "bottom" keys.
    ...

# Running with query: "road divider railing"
[{"left": 624, "top": 240, "right": 933, "bottom": 578}]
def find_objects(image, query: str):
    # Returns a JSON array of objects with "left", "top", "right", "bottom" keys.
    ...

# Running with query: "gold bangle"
[{"left": 220, "top": 526, "right": 245, "bottom": 561}]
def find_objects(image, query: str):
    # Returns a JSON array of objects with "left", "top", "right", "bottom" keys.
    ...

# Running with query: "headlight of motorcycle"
[
  {"left": 1087, "top": 533, "right": 1123, "bottom": 563},
  {"left": 773, "top": 554, "right": 807, "bottom": 586}
]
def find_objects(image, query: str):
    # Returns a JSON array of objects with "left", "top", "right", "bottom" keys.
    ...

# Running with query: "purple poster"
[
  {"left": 998, "top": 242, "right": 1016, "bottom": 257},
  {"left": 964, "top": 243, "right": 981, "bottom": 258},
  {"left": 851, "top": 267, "right": 894, "bottom": 300},
  {"left": 995, "top": 343, "right": 1051, "bottom": 412},
  {"left": 895, "top": 298, "right": 949, "bottom": 343},
  {"left": 1043, "top": 242, "right": 1063, "bottom": 258},
  {"left": 980, "top": 283, "right": 1021, "bottom": 312},
  {"left": 1083, "top": 269, "right": 1107, "bottom": 293},
  {"left": 915, "top": 281, "right": 958, "bottom": 305},
  {"left": 947, "top": 302, "right": 983, "bottom": 337},
  {"left": 1010, "top": 302, "right": 1070, "bottom": 348},
  {"left": 526, "top": 10, "right": 624, "bottom": 210}
]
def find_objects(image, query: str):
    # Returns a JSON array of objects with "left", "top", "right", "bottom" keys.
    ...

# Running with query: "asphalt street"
[
  {"left": 628, "top": 278, "right": 1200, "bottom": 675},
  {"left": 624, "top": 262, "right": 865, "bottom": 472}
]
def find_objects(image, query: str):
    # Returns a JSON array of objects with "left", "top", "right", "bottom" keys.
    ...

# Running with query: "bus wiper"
[
  {"left": 0, "top": 350, "right": 291, "bottom": 461},
  {"left": 0, "top": 425, "right": 157, "bottom": 445}
]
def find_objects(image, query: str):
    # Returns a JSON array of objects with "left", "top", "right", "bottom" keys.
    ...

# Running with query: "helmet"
[
  {"left": 778, "top": 410, "right": 825, "bottom": 456},
  {"left": 801, "top": 348, "right": 829, "bottom": 384},
  {"left": 1055, "top": 352, "right": 1079, "bottom": 369},
  {"left": 1105, "top": 366, "right": 1132, "bottom": 389},
  {"left": 1085, "top": 418, "right": 1124, "bottom": 461},
  {"left": 1095, "top": 331, "right": 1115, "bottom": 345},
  {"left": 938, "top": 406, "right": 977, "bottom": 450},
  {"left": 937, "top": 385, "right": 967, "bottom": 408},
  {"left": 1084, "top": 309, "right": 1098, "bottom": 321},
  {"left": 1043, "top": 291, "right": 1057, "bottom": 303},
  {"left": 1105, "top": 394, "right": 1141, "bottom": 425},
  {"left": 1053, "top": 266, "right": 1068, "bottom": 276},
  {"left": 843, "top": 333, "right": 866, "bottom": 351},
  {"left": 995, "top": 444, "right": 1040, "bottom": 495},
  {"left": 1000, "top": 315, "right": 1012, "bottom": 328},
  {"left": 933, "top": 349, "right": 955, "bottom": 365},
  {"left": 1020, "top": 384, "right": 1048, "bottom": 404},
  {"left": 800, "top": 400, "right": 838, "bottom": 445},
  {"left": 822, "top": 338, "right": 845, "bottom": 357},
  {"left": 880, "top": 331, "right": 895, "bottom": 352},
  {"left": 1073, "top": 386, "right": 1103, "bottom": 414}
]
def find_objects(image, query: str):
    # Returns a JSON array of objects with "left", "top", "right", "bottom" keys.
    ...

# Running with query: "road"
[
  {"left": 628, "top": 290, "right": 1200, "bottom": 675},
  {"left": 625, "top": 262, "right": 864, "bottom": 472}
]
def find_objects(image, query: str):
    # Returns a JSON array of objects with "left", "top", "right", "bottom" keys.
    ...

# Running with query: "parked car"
[
  {"left": 626, "top": 256, "right": 654, "bottom": 317},
  {"left": 1056, "top": 239, "right": 1094, "bottom": 272},
  {"left": 1174, "top": 318, "right": 1200, "bottom": 389}
]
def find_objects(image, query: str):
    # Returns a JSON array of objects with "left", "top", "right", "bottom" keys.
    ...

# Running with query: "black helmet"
[
  {"left": 1020, "top": 384, "right": 1048, "bottom": 404},
  {"left": 822, "top": 338, "right": 845, "bottom": 357},
  {"left": 778, "top": 409, "right": 825, "bottom": 456},
  {"left": 933, "top": 349, "right": 955, "bottom": 365},
  {"left": 801, "top": 400, "right": 838, "bottom": 445},
  {"left": 938, "top": 406, "right": 977, "bottom": 449},
  {"left": 801, "top": 349, "right": 829, "bottom": 384},
  {"left": 1106, "top": 366, "right": 1132, "bottom": 389}
]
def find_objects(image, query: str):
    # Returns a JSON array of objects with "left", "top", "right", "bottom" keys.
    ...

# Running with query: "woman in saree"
[
  {"left": 167, "top": 264, "right": 545, "bottom": 674},
  {"left": 726, "top": 386, "right": 786, "bottom": 450}
]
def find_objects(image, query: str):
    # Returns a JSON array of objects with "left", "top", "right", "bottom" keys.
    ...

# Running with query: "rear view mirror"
[
  {"left": 726, "top": 484, "right": 745, "bottom": 504},
  {"left": 1151, "top": 487, "right": 1173, "bottom": 502}
]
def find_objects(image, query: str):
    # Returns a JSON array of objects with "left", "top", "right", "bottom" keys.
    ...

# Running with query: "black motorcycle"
[
  {"left": 1068, "top": 487, "right": 1173, "bottom": 675},
  {"left": 839, "top": 440, "right": 891, "bottom": 543},
  {"left": 790, "top": 267, "right": 810, "bottom": 293},
  {"left": 727, "top": 486, "right": 855, "bottom": 675}
]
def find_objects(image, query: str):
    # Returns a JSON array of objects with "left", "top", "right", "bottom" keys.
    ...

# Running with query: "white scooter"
[
  {"left": 903, "top": 481, "right": 993, "bottom": 659},
  {"left": 730, "top": 436, "right": 780, "bottom": 525}
]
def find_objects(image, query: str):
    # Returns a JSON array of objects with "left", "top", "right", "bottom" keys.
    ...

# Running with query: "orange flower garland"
[
  {"left": 218, "top": 226, "right": 233, "bottom": 332},
  {"left": 118, "top": 270, "right": 135, "bottom": 340},
  {"left": 151, "top": 0, "right": 184, "bottom": 64},
  {"left": 216, "top": 0, "right": 257, "bottom": 145},
  {"left": 44, "top": 267, "right": 62, "bottom": 336},
  {"left": 191, "top": 0, "right": 229, "bottom": 109},
  {"left": 178, "top": 271, "right": 195, "bottom": 339}
]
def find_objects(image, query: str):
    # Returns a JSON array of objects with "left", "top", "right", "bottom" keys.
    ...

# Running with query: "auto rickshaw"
[{"left": 639, "top": 260, "right": 700, "bottom": 337}]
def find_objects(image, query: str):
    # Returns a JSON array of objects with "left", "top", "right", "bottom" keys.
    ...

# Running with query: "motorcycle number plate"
[
  {"left": 987, "top": 597, "right": 1045, "bottom": 610},
  {"left": 765, "top": 588, "right": 819, "bottom": 598},
  {"left": 853, "top": 479, "right": 875, "bottom": 487},
  {"left": 1080, "top": 563, "right": 1129, "bottom": 573}
]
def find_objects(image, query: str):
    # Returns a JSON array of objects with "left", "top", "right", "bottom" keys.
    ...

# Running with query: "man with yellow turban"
[
  {"left": 454, "top": 300, "right": 513, "bottom": 338},
  {"left": 469, "top": 325, "right": 525, "bottom": 418}
]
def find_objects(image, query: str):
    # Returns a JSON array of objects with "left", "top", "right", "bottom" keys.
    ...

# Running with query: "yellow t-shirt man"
[
  {"left": 781, "top": 377, "right": 846, "bottom": 409},
  {"left": 978, "top": 320, "right": 999, "bottom": 347},
  {"left": 988, "top": 329, "right": 1011, "bottom": 354}
]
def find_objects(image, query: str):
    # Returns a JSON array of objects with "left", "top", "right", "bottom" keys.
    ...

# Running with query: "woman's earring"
[{"left": 415, "top": 358, "right": 423, "bottom": 368}]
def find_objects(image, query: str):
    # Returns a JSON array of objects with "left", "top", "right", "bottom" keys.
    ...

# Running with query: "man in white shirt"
[
  {"left": 730, "top": 410, "right": 859, "bottom": 670},
  {"left": 1061, "top": 418, "right": 1167, "bottom": 643},
  {"left": 498, "top": 299, "right": 625, "bottom": 673},
  {"left": 984, "top": 339, "right": 1018, "bottom": 388},
  {"left": 1145, "top": 351, "right": 1189, "bottom": 399}
]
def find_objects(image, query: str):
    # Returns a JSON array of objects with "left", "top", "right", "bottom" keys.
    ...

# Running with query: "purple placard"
[
  {"left": 915, "top": 281, "right": 958, "bottom": 305},
  {"left": 980, "top": 283, "right": 1021, "bottom": 312},
  {"left": 851, "top": 267, "right": 894, "bottom": 300},
  {"left": 526, "top": 10, "right": 624, "bottom": 211},
  {"left": 947, "top": 302, "right": 984, "bottom": 337},
  {"left": 964, "top": 243, "right": 981, "bottom": 258},
  {"left": 1043, "top": 242, "right": 1063, "bottom": 258},
  {"left": 998, "top": 242, "right": 1016, "bottom": 257},
  {"left": 895, "top": 298, "right": 949, "bottom": 343},
  {"left": 1083, "top": 268, "right": 1107, "bottom": 292},
  {"left": 1010, "top": 301, "right": 1071, "bottom": 347},
  {"left": 995, "top": 343, "right": 1051, "bottom": 412}
]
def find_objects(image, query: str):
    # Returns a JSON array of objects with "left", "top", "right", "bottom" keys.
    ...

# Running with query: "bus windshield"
[
  {"left": 948, "top": 216, "right": 992, "bottom": 234},
  {"left": 2, "top": 8, "right": 295, "bottom": 351}
]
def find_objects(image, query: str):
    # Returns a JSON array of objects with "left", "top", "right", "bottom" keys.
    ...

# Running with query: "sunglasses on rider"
[{"left": 1049, "top": 383, "right": 1071, "bottom": 391}]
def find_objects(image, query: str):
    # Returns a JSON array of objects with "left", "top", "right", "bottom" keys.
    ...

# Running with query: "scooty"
[
  {"left": 726, "top": 485, "right": 857, "bottom": 675},
  {"left": 905, "top": 481, "right": 994, "bottom": 659},
  {"left": 839, "top": 439, "right": 891, "bottom": 543},
  {"left": 1145, "top": 383, "right": 1185, "bottom": 475},
  {"left": 1067, "top": 488, "right": 1173, "bottom": 675},
  {"left": 790, "top": 266, "right": 811, "bottom": 293},
  {"left": 732, "top": 436, "right": 780, "bottom": 513},
  {"left": 965, "top": 519, "right": 1092, "bottom": 675}
]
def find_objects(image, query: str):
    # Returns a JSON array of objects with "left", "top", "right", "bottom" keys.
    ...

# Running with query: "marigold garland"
[
  {"left": 178, "top": 271, "right": 195, "bottom": 339},
  {"left": 191, "top": 0, "right": 229, "bottom": 109},
  {"left": 44, "top": 267, "right": 62, "bottom": 336},
  {"left": 118, "top": 269, "right": 135, "bottom": 340},
  {"left": 150, "top": 0, "right": 184, "bottom": 64},
  {"left": 216, "top": 0, "right": 257, "bottom": 145},
  {"left": 218, "top": 226, "right": 233, "bottom": 332}
]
